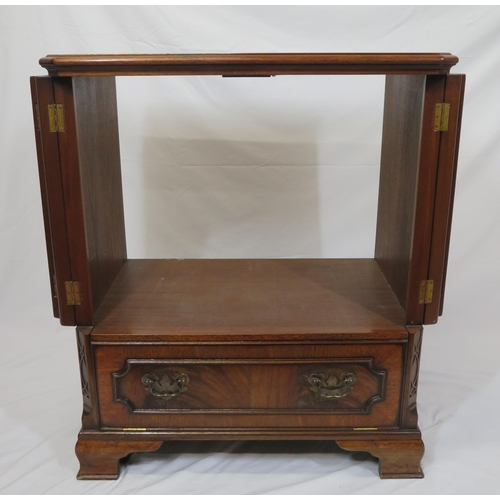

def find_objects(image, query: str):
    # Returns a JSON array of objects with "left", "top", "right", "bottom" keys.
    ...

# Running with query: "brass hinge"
[
  {"left": 434, "top": 103, "right": 450, "bottom": 132},
  {"left": 65, "top": 281, "right": 81, "bottom": 306},
  {"left": 53, "top": 274, "right": 58, "bottom": 299},
  {"left": 419, "top": 280, "right": 434, "bottom": 304},
  {"left": 122, "top": 428, "right": 147, "bottom": 432},
  {"left": 35, "top": 104, "right": 42, "bottom": 131},
  {"left": 48, "top": 104, "right": 65, "bottom": 132}
]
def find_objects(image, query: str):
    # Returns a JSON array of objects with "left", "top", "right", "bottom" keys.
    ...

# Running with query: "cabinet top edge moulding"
[{"left": 39, "top": 52, "right": 459, "bottom": 76}]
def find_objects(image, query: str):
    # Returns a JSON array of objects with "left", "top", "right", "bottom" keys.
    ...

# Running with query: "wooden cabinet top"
[{"left": 39, "top": 52, "right": 458, "bottom": 76}]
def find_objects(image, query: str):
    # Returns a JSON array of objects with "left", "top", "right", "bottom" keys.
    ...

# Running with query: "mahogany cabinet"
[{"left": 30, "top": 53, "right": 465, "bottom": 479}]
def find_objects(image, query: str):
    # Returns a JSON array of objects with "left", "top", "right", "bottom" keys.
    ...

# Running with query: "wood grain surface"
[
  {"left": 91, "top": 258, "right": 408, "bottom": 341},
  {"left": 375, "top": 75, "right": 427, "bottom": 317},
  {"left": 337, "top": 438, "right": 424, "bottom": 478},
  {"left": 30, "top": 77, "right": 76, "bottom": 325},
  {"left": 71, "top": 77, "right": 127, "bottom": 316},
  {"left": 425, "top": 74, "right": 466, "bottom": 322},
  {"left": 375, "top": 75, "right": 447, "bottom": 324},
  {"left": 51, "top": 77, "right": 127, "bottom": 325},
  {"left": 75, "top": 439, "right": 163, "bottom": 479},
  {"left": 94, "top": 342, "right": 404, "bottom": 429},
  {"left": 39, "top": 53, "right": 459, "bottom": 77}
]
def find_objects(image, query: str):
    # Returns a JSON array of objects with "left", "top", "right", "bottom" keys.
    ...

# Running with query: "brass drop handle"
[
  {"left": 141, "top": 372, "right": 190, "bottom": 400},
  {"left": 307, "top": 371, "right": 357, "bottom": 398}
]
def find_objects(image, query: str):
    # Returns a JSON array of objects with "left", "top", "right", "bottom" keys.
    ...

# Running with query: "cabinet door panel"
[
  {"left": 425, "top": 74, "right": 466, "bottom": 323},
  {"left": 376, "top": 74, "right": 464, "bottom": 325},
  {"left": 30, "top": 76, "right": 75, "bottom": 325},
  {"left": 52, "top": 76, "right": 127, "bottom": 325},
  {"left": 406, "top": 75, "right": 447, "bottom": 323},
  {"left": 376, "top": 74, "right": 446, "bottom": 324}
]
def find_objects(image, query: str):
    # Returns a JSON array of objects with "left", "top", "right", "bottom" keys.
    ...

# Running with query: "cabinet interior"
[
  {"left": 115, "top": 75, "right": 385, "bottom": 260},
  {"left": 78, "top": 75, "right": 409, "bottom": 334}
]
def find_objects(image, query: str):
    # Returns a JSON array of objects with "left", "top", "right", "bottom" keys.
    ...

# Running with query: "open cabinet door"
[
  {"left": 31, "top": 75, "right": 127, "bottom": 326},
  {"left": 423, "top": 74, "right": 466, "bottom": 324},
  {"left": 375, "top": 73, "right": 465, "bottom": 326},
  {"left": 31, "top": 76, "right": 76, "bottom": 326}
]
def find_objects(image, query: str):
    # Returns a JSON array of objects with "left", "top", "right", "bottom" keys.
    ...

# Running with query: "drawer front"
[{"left": 94, "top": 343, "right": 404, "bottom": 429}]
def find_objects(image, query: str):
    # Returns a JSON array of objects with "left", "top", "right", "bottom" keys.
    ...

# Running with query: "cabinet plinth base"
[
  {"left": 75, "top": 438, "right": 163, "bottom": 480},
  {"left": 75, "top": 433, "right": 424, "bottom": 480},
  {"left": 337, "top": 438, "right": 425, "bottom": 479}
]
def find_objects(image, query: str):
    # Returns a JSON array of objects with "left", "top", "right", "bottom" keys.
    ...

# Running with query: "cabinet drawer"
[{"left": 94, "top": 343, "right": 404, "bottom": 429}]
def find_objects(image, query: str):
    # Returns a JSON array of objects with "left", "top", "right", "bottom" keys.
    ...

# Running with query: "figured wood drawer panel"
[{"left": 94, "top": 343, "right": 404, "bottom": 429}]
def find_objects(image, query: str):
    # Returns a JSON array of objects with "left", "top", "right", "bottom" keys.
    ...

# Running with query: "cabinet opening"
[{"left": 115, "top": 75, "right": 385, "bottom": 259}]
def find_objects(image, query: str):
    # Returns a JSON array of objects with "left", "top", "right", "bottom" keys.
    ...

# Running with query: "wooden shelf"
[{"left": 92, "top": 258, "right": 408, "bottom": 342}]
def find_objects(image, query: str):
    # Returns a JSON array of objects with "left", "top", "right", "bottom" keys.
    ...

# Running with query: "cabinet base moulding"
[
  {"left": 75, "top": 433, "right": 424, "bottom": 479},
  {"left": 337, "top": 438, "right": 425, "bottom": 479},
  {"left": 75, "top": 439, "right": 163, "bottom": 480}
]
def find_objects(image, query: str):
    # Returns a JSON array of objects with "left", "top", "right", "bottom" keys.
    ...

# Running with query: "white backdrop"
[{"left": 1, "top": 6, "right": 500, "bottom": 494}]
